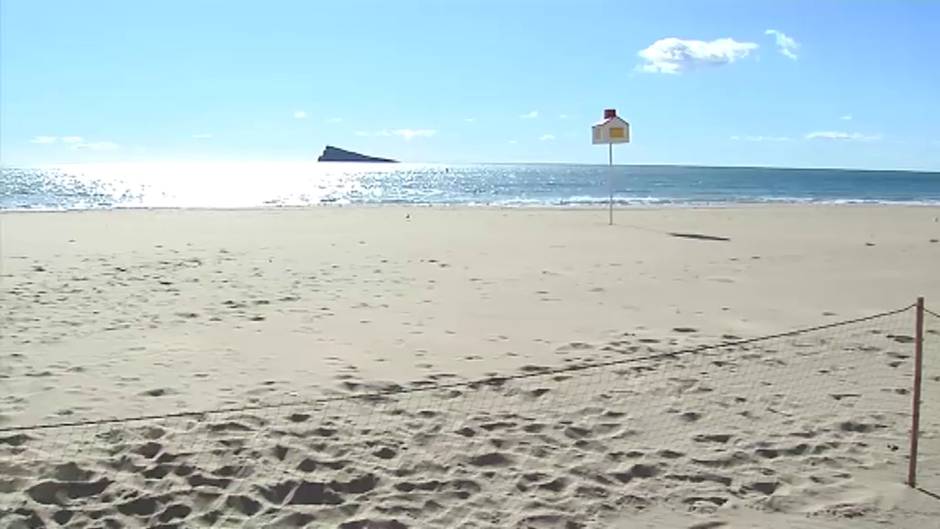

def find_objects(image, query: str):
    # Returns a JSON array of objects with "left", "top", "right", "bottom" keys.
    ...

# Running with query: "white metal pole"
[{"left": 608, "top": 141, "right": 613, "bottom": 225}]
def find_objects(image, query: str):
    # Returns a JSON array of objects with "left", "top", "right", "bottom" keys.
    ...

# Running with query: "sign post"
[
  {"left": 593, "top": 108, "right": 630, "bottom": 225},
  {"left": 608, "top": 143, "right": 613, "bottom": 225}
]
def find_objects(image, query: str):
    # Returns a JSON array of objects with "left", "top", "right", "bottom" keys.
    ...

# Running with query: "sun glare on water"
[{"left": 44, "top": 161, "right": 423, "bottom": 208}]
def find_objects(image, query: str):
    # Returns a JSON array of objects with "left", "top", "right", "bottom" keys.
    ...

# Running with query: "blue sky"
[{"left": 2, "top": 0, "right": 939, "bottom": 170}]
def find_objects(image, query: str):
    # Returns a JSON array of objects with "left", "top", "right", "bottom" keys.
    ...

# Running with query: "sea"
[{"left": 2, "top": 162, "right": 940, "bottom": 210}]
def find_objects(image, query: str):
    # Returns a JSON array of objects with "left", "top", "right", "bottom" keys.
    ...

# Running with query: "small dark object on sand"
[{"left": 668, "top": 232, "right": 731, "bottom": 242}]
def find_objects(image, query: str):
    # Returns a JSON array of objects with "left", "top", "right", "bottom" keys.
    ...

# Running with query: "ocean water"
[{"left": 1, "top": 162, "right": 939, "bottom": 210}]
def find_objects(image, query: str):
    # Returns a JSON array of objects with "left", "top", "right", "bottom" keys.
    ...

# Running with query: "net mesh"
[{"left": 0, "top": 305, "right": 934, "bottom": 528}]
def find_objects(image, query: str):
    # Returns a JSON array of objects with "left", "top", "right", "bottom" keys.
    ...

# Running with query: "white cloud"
[
  {"left": 520, "top": 110, "right": 539, "bottom": 119},
  {"left": 730, "top": 135, "right": 792, "bottom": 142},
  {"left": 71, "top": 140, "right": 120, "bottom": 151},
  {"left": 356, "top": 129, "right": 437, "bottom": 140},
  {"left": 29, "top": 134, "right": 119, "bottom": 150},
  {"left": 326, "top": 117, "right": 343, "bottom": 123},
  {"left": 392, "top": 128, "right": 437, "bottom": 140},
  {"left": 192, "top": 133, "right": 213, "bottom": 139},
  {"left": 508, "top": 140, "right": 518, "bottom": 144},
  {"left": 765, "top": 29, "right": 799, "bottom": 60},
  {"left": 805, "top": 131, "right": 881, "bottom": 142},
  {"left": 293, "top": 110, "right": 307, "bottom": 119},
  {"left": 559, "top": 114, "right": 569, "bottom": 119},
  {"left": 539, "top": 134, "right": 556, "bottom": 141},
  {"left": 637, "top": 37, "right": 758, "bottom": 74},
  {"left": 464, "top": 117, "right": 477, "bottom": 123},
  {"left": 840, "top": 114, "right": 853, "bottom": 121}
]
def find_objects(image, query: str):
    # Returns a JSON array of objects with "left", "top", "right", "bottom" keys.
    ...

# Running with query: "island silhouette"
[{"left": 317, "top": 146, "right": 397, "bottom": 163}]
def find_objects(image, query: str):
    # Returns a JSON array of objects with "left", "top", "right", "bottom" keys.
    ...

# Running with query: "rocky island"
[{"left": 317, "top": 146, "right": 397, "bottom": 163}]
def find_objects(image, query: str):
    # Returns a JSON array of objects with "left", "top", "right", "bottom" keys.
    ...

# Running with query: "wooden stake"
[{"left": 908, "top": 296, "right": 924, "bottom": 487}]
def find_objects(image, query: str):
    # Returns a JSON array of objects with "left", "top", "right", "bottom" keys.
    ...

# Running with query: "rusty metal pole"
[{"left": 908, "top": 297, "right": 924, "bottom": 487}]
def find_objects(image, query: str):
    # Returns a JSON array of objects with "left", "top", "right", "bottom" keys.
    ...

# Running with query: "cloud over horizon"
[
  {"left": 72, "top": 140, "right": 120, "bottom": 151},
  {"left": 392, "top": 129, "right": 437, "bottom": 140},
  {"left": 28, "top": 135, "right": 119, "bottom": 150},
  {"left": 355, "top": 129, "right": 438, "bottom": 140},
  {"left": 805, "top": 131, "right": 881, "bottom": 142},
  {"left": 638, "top": 37, "right": 758, "bottom": 74}
]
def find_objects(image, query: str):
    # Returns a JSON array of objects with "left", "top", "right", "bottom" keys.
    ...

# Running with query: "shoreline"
[{"left": 4, "top": 201, "right": 940, "bottom": 215}]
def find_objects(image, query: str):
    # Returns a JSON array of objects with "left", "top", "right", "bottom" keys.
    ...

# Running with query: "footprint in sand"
[
  {"left": 743, "top": 480, "right": 780, "bottom": 495},
  {"left": 689, "top": 520, "right": 729, "bottom": 529},
  {"left": 692, "top": 433, "right": 733, "bottom": 444},
  {"left": 658, "top": 449, "right": 685, "bottom": 459},
  {"left": 886, "top": 334, "right": 914, "bottom": 344},
  {"left": 829, "top": 393, "right": 861, "bottom": 401},
  {"left": 708, "top": 277, "right": 735, "bottom": 284},
  {"left": 373, "top": 446, "right": 397, "bottom": 459},
  {"left": 519, "top": 365, "right": 551, "bottom": 374},
  {"left": 455, "top": 427, "right": 477, "bottom": 437},
  {"left": 140, "top": 388, "right": 175, "bottom": 397},
  {"left": 611, "top": 463, "right": 662, "bottom": 484},
  {"left": 467, "top": 452, "right": 514, "bottom": 467}
]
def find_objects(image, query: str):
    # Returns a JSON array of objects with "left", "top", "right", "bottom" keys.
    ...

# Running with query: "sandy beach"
[{"left": 2, "top": 205, "right": 939, "bottom": 528}]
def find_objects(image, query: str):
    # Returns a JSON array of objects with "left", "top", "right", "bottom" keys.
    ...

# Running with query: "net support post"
[
  {"left": 608, "top": 142, "right": 613, "bottom": 226},
  {"left": 908, "top": 296, "right": 925, "bottom": 488}
]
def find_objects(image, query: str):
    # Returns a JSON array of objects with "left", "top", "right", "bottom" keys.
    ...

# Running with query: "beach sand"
[{"left": 1, "top": 205, "right": 939, "bottom": 527}]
